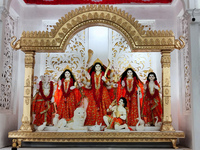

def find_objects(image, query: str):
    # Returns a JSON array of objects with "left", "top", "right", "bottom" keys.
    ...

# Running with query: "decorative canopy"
[
  {"left": 23, "top": 0, "right": 173, "bottom": 5},
  {"left": 11, "top": 5, "right": 184, "bottom": 52}
]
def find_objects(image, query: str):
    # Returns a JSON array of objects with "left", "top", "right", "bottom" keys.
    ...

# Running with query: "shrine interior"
[{"left": 0, "top": 0, "right": 200, "bottom": 149}]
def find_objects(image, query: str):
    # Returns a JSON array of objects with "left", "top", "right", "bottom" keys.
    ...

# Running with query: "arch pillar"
[
  {"left": 19, "top": 52, "right": 35, "bottom": 132},
  {"left": 160, "top": 50, "right": 175, "bottom": 131}
]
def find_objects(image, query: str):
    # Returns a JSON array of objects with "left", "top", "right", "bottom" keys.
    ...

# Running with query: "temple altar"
[{"left": 7, "top": 4, "right": 186, "bottom": 149}]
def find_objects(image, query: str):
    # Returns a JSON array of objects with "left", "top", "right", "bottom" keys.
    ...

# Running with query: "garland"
[
  {"left": 39, "top": 81, "right": 54, "bottom": 101},
  {"left": 61, "top": 78, "right": 74, "bottom": 98},
  {"left": 124, "top": 77, "right": 137, "bottom": 98},
  {"left": 145, "top": 80, "right": 159, "bottom": 100},
  {"left": 91, "top": 71, "right": 104, "bottom": 108}
]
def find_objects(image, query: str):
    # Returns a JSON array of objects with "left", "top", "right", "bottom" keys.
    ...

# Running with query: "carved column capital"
[
  {"left": 25, "top": 52, "right": 35, "bottom": 68},
  {"left": 161, "top": 50, "right": 171, "bottom": 68}
]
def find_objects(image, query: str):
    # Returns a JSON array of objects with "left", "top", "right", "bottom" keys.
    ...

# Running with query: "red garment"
[
  {"left": 32, "top": 81, "right": 54, "bottom": 126},
  {"left": 90, "top": 72, "right": 111, "bottom": 125},
  {"left": 141, "top": 81, "right": 162, "bottom": 125},
  {"left": 77, "top": 87, "right": 98, "bottom": 125},
  {"left": 118, "top": 78, "right": 143, "bottom": 126},
  {"left": 106, "top": 115, "right": 133, "bottom": 131},
  {"left": 54, "top": 79, "right": 77, "bottom": 120}
]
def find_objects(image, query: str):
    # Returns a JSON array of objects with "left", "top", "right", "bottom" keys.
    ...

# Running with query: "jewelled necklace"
[
  {"left": 64, "top": 79, "right": 70, "bottom": 92},
  {"left": 94, "top": 73, "right": 101, "bottom": 90},
  {"left": 126, "top": 78, "right": 133, "bottom": 92}
]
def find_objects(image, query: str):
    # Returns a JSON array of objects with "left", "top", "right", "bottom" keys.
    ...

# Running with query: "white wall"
[{"left": 0, "top": 1, "right": 19, "bottom": 148}]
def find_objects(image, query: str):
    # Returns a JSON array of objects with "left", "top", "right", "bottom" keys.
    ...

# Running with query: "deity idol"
[
  {"left": 54, "top": 66, "right": 77, "bottom": 120},
  {"left": 141, "top": 72, "right": 162, "bottom": 126},
  {"left": 103, "top": 97, "right": 132, "bottom": 131},
  {"left": 106, "top": 67, "right": 119, "bottom": 102},
  {"left": 88, "top": 59, "right": 111, "bottom": 124},
  {"left": 32, "top": 74, "right": 55, "bottom": 126},
  {"left": 76, "top": 68, "right": 98, "bottom": 125},
  {"left": 120, "top": 66, "right": 143, "bottom": 126}
]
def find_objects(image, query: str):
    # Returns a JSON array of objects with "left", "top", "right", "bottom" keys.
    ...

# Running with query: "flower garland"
[
  {"left": 39, "top": 81, "right": 54, "bottom": 101},
  {"left": 91, "top": 71, "right": 104, "bottom": 108},
  {"left": 145, "top": 80, "right": 159, "bottom": 100},
  {"left": 61, "top": 78, "right": 74, "bottom": 98},
  {"left": 124, "top": 77, "right": 137, "bottom": 98}
]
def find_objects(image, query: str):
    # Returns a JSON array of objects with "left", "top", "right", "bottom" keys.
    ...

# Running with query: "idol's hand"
[
  {"left": 137, "top": 87, "right": 141, "bottom": 92},
  {"left": 144, "top": 84, "right": 147, "bottom": 90},
  {"left": 123, "top": 124, "right": 128, "bottom": 129},
  {"left": 155, "top": 85, "right": 159, "bottom": 90},
  {"left": 106, "top": 86, "right": 112, "bottom": 89},
  {"left": 79, "top": 83, "right": 84, "bottom": 87},
  {"left": 51, "top": 97, "right": 54, "bottom": 103},
  {"left": 102, "top": 76, "right": 106, "bottom": 82},
  {"left": 58, "top": 80, "right": 61, "bottom": 86},
  {"left": 121, "top": 80, "right": 125, "bottom": 87},
  {"left": 85, "top": 85, "right": 91, "bottom": 89},
  {"left": 120, "top": 114, "right": 126, "bottom": 120},
  {"left": 85, "top": 71, "right": 91, "bottom": 80},
  {"left": 70, "top": 86, "right": 76, "bottom": 90},
  {"left": 36, "top": 83, "right": 39, "bottom": 90},
  {"left": 113, "top": 83, "right": 118, "bottom": 88}
]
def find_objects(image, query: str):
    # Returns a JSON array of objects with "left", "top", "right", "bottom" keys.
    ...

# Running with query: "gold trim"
[
  {"left": 11, "top": 5, "right": 184, "bottom": 52},
  {"left": 63, "top": 65, "right": 72, "bottom": 72},
  {"left": 9, "top": 131, "right": 184, "bottom": 140},
  {"left": 93, "top": 58, "right": 103, "bottom": 65}
]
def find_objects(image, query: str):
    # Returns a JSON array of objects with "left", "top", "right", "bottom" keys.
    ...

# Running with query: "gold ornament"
[
  {"left": 63, "top": 65, "right": 72, "bottom": 72},
  {"left": 92, "top": 58, "right": 103, "bottom": 66}
]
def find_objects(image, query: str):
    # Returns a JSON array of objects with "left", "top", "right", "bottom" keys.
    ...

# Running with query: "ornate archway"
[
  {"left": 12, "top": 5, "right": 184, "bottom": 52},
  {"left": 9, "top": 4, "right": 185, "bottom": 149}
]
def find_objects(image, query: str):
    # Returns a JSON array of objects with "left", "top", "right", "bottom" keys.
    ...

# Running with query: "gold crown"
[
  {"left": 63, "top": 65, "right": 72, "bottom": 72},
  {"left": 125, "top": 64, "right": 135, "bottom": 71},
  {"left": 93, "top": 58, "right": 103, "bottom": 66},
  {"left": 148, "top": 68, "right": 154, "bottom": 72}
]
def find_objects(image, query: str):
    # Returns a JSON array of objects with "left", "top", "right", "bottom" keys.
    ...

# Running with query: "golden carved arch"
[{"left": 12, "top": 4, "right": 184, "bottom": 52}]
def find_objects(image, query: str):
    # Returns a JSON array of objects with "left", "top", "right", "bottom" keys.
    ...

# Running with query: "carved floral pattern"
[
  {"left": 45, "top": 30, "right": 86, "bottom": 79},
  {"left": 0, "top": 14, "right": 14, "bottom": 110},
  {"left": 181, "top": 12, "right": 191, "bottom": 112},
  {"left": 111, "top": 30, "right": 154, "bottom": 82}
]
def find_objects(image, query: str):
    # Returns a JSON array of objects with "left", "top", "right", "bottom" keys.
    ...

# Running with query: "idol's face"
[
  {"left": 44, "top": 75, "right": 49, "bottom": 82},
  {"left": 119, "top": 99, "right": 124, "bottom": 106},
  {"left": 127, "top": 70, "right": 133, "bottom": 77},
  {"left": 65, "top": 71, "right": 71, "bottom": 78},
  {"left": 95, "top": 64, "right": 101, "bottom": 71},
  {"left": 149, "top": 74, "right": 155, "bottom": 81}
]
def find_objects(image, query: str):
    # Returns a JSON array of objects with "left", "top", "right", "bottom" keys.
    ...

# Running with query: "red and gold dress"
[
  {"left": 76, "top": 86, "right": 98, "bottom": 126},
  {"left": 142, "top": 81, "right": 162, "bottom": 125},
  {"left": 54, "top": 78, "right": 77, "bottom": 120},
  {"left": 119, "top": 77, "right": 141, "bottom": 126},
  {"left": 32, "top": 81, "right": 54, "bottom": 126},
  {"left": 90, "top": 71, "right": 111, "bottom": 125}
]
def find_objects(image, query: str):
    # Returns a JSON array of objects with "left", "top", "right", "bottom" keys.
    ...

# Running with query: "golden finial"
[{"left": 63, "top": 65, "right": 72, "bottom": 72}]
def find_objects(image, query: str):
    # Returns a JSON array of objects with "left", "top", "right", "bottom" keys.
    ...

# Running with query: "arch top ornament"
[{"left": 11, "top": 5, "right": 185, "bottom": 52}]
